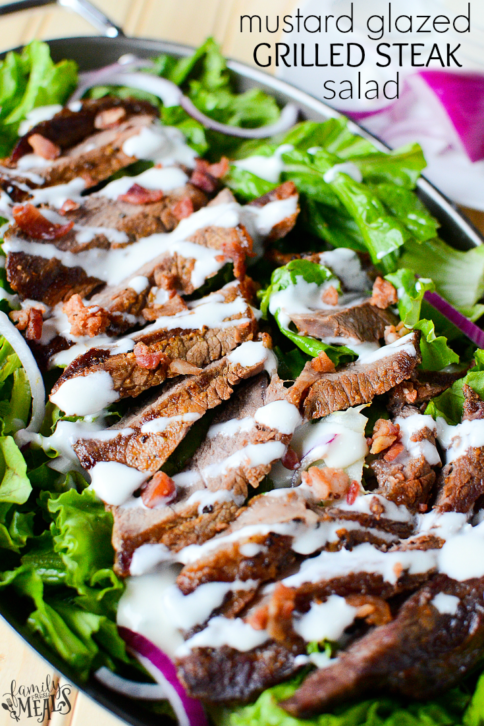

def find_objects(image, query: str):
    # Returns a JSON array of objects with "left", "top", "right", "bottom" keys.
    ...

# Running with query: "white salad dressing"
[
  {"left": 227, "top": 341, "right": 277, "bottom": 375},
  {"left": 431, "top": 592, "right": 460, "bottom": 615},
  {"left": 140, "top": 412, "right": 201, "bottom": 435},
  {"left": 176, "top": 617, "right": 269, "bottom": 657},
  {"left": 50, "top": 369, "right": 119, "bottom": 416},
  {"left": 128, "top": 276, "right": 150, "bottom": 294},
  {"left": 99, "top": 166, "right": 188, "bottom": 200},
  {"left": 122, "top": 124, "right": 198, "bottom": 167},
  {"left": 89, "top": 462, "right": 149, "bottom": 505},
  {"left": 323, "top": 162, "right": 363, "bottom": 184},
  {"left": 233, "top": 144, "right": 294, "bottom": 183},
  {"left": 130, "top": 543, "right": 173, "bottom": 576},
  {"left": 319, "top": 248, "right": 370, "bottom": 293},
  {"left": 293, "top": 595, "right": 358, "bottom": 642},
  {"left": 436, "top": 417, "right": 484, "bottom": 464},
  {"left": 394, "top": 413, "right": 440, "bottom": 466},
  {"left": 27, "top": 177, "right": 86, "bottom": 208}
]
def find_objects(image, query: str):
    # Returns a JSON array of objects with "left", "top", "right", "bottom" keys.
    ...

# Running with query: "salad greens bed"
[{"left": 1, "top": 37, "right": 484, "bottom": 726}]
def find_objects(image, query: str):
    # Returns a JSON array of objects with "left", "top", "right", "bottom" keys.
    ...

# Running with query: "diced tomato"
[{"left": 141, "top": 472, "right": 177, "bottom": 508}]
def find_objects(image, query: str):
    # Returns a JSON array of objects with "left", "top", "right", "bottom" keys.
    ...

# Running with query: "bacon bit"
[
  {"left": 346, "top": 480, "right": 360, "bottom": 505},
  {"left": 384, "top": 442, "right": 405, "bottom": 462},
  {"left": 141, "top": 471, "right": 177, "bottom": 508},
  {"left": 246, "top": 605, "right": 269, "bottom": 631},
  {"left": 13, "top": 203, "right": 74, "bottom": 240},
  {"left": 371, "top": 277, "right": 398, "bottom": 309},
  {"left": 384, "top": 321, "right": 409, "bottom": 345},
  {"left": 133, "top": 342, "right": 170, "bottom": 370},
  {"left": 207, "top": 157, "right": 229, "bottom": 179},
  {"left": 302, "top": 467, "right": 351, "bottom": 501},
  {"left": 10, "top": 307, "right": 43, "bottom": 341},
  {"left": 118, "top": 183, "right": 164, "bottom": 205},
  {"left": 173, "top": 196, "right": 194, "bottom": 221},
  {"left": 168, "top": 359, "right": 202, "bottom": 376},
  {"left": 393, "top": 562, "right": 403, "bottom": 579},
  {"left": 217, "top": 230, "right": 255, "bottom": 280},
  {"left": 142, "top": 293, "right": 188, "bottom": 321},
  {"left": 63, "top": 294, "right": 111, "bottom": 338},
  {"left": 94, "top": 106, "right": 126, "bottom": 130},
  {"left": 370, "top": 496, "right": 385, "bottom": 517},
  {"left": 321, "top": 285, "right": 339, "bottom": 306},
  {"left": 311, "top": 351, "right": 336, "bottom": 374},
  {"left": 154, "top": 268, "right": 177, "bottom": 292},
  {"left": 267, "top": 584, "right": 295, "bottom": 643},
  {"left": 190, "top": 168, "right": 218, "bottom": 194},
  {"left": 282, "top": 448, "right": 300, "bottom": 470},
  {"left": 346, "top": 595, "right": 392, "bottom": 626},
  {"left": 59, "top": 199, "right": 80, "bottom": 215},
  {"left": 370, "top": 418, "right": 400, "bottom": 454},
  {"left": 28, "top": 134, "right": 60, "bottom": 160}
]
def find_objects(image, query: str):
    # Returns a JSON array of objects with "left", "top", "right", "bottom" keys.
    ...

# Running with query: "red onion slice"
[
  {"left": 95, "top": 667, "right": 167, "bottom": 699},
  {"left": 424, "top": 290, "right": 484, "bottom": 349},
  {"left": 70, "top": 56, "right": 155, "bottom": 103},
  {"left": 119, "top": 627, "right": 208, "bottom": 726},
  {"left": 70, "top": 68, "right": 299, "bottom": 139}
]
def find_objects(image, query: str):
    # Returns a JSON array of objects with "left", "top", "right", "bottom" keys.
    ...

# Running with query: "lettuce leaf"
[
  {"left": 401, "top": 238, "right": 484, "bottom": 311},
  {"left": 414, "top": 319, "right": 459, "bottom": 372},
  {"left": 0, "top": 40, "right": 77, "bottom": 156},
  {"left": 385, "top": 269, "right": 434, "bottom": 328},
  {"left": 426, "top": 349, "right": 484, "bottom": 424}
]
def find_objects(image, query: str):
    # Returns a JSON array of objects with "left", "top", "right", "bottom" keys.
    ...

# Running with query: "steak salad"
[{"left": 1, "top": 38, "right": 484, "bottom": 726}]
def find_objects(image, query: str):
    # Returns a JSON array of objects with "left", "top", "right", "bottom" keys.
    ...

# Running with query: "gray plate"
[{"left": 0, "top": 26, "right": 482, "bottom": 726}]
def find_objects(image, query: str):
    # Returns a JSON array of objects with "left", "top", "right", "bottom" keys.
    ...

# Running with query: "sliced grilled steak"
[
  {"left": 176, "top": 491, "right": 412, "bottom": 597},
  {"left": 289, "top": 300, "right": 396, "bottom": 344},
  {"left": 435, "top": 385, "right": 484, "bottom": 513},
  {"left": 3, "top": 97, "right": 159, "bottom": 189},
  {"left": 73, "top": 340, "right": 275, "bottom": 472},
  {"left": 371, "top": 406, "right": 440, "bottom": 512},
  {"left": 50, "top": 279, "right": 259, "bottom": 405},
  {"left": 110, "top": 370, "right": 296, "bottom": 576},
  {"left": 388, "top": 369, "right": 468, "bottom": 414},
  {"left": 282, "top": 574, "right": 484, "bottom": 717},
  {"left": 289, "top": 332, "right": 421, "bottom": 419}
]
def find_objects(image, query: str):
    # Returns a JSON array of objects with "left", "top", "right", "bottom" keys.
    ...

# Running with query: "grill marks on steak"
[
  {"left": 110, "top": 372, "right": 291, "bottom": 576},
  {"left": 4, "top": 98, "right": 158, "bottom": 188},
  {"left": 281, "top": 574, "right": 484, "bottom": 718},
  {"left": 289, "top": 299, "right": 396, "bottom": 344},
  {"left": 50, "top": 280, "right": 258, "bottom": 402},
  {"left": 435, "top": 385, "right": 484, "bottom": 513},
  {"left": 290, "top": 332, "right": 421, "bottom": 419}
]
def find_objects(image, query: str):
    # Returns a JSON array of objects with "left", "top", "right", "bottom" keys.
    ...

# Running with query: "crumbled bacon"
[
  {"left": 384, "top": 321, "right": 409, "bottom": 345},
  {"left": 168, "top": 359, "right": 202, "bottom": 376},
  {"left": 141, "top": 471, "right": 177, "bottom": 508},
  {"left": 189, "top": 158, "right": 223, "bottom": 193},
  {"left": 266, "top": 584, "right": 295, "bottom": 643},
  {"left": 63, "top": 294, "right": 110, "bottom": 338},
  {"left": 301, "top": 467, "right": 351, "bottom": 501},
  {"left": 370, "top": 496, "right": 385, "bottom": 517},
  {"left": 59, "top": 199, "right": 80, "bottom": 215},
  {"left": 246, "top": 604, "right": 269, "bottom": 631},
  {"left": 370, "top": 419, "right": 401, "bottom": 454},
  {"left": 384, "top": 442, "right": 405, "bottom": 462},
  {"left": 142, "top": 292, "right": 188, "bottom": 321},
  {"left": 118, "top": 183, "right": 164, "bottom": 205},
  {"left": 206, "top": 157, "right": 230, "bottom": 179},
  {"left": 346, "top": 480, "right": 360, "bottom": 505},
  {"left": 346, "top": 594, "right": 392, "bottom": 626},
  {"left": 133, "top": 342, "right": 170, "bottom": 370},
  {"left": 94, "top": 106, "right": 126, "bottom": 130},
  {"left": 311, "top": 351, "right": 336, "bottom": 374},
  {"left": 12, "top": 204, "right": 74, "bottom": 240},
  {"left": 172, "top": 196, "right": 194, "bottom": 221},
  {"left": 216, "top": 228, "right": 255, "bottom": 280},
  {"left": 321, "top": 285, "right": 339, "bottom": 306},
  {"left": 28, "top": 133, "right": 60, "bottom": 160},
  {"left": 10, "top": 307, "right": 43, "bottom": 341},
  {"left": 371, "top": 276, "right": 398, "bottom": 309},
  {"left": 282, "top": 448, "right": 300, "bottom": 470}
]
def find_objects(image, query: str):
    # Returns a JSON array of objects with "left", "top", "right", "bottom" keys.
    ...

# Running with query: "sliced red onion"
[
  {"left": 0, "top": 311, "right": 45, "bottom": 436},
  {"left": 95, "top": 667, "right": 167, "bottom": 700},
  {"left": 420, "top": 71, "right": 484, "bottom": 163},
  {"left": 292, "top": 434, "right": 338, "bottom": 486},
  {"left": 180, "top": 95, "right": 299, "bottom": 138},
  {"left": 70, "top": 56, "right": 156, "bottom": 103},
  {"left": 424, "top": 290, "right": 484, "bottom": 349},
  {"left": 70, "top": 67, "right": 299, "bottom": 139},
  {"left": 119, "top": 627, "right": 208, "bottom": 726}
]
